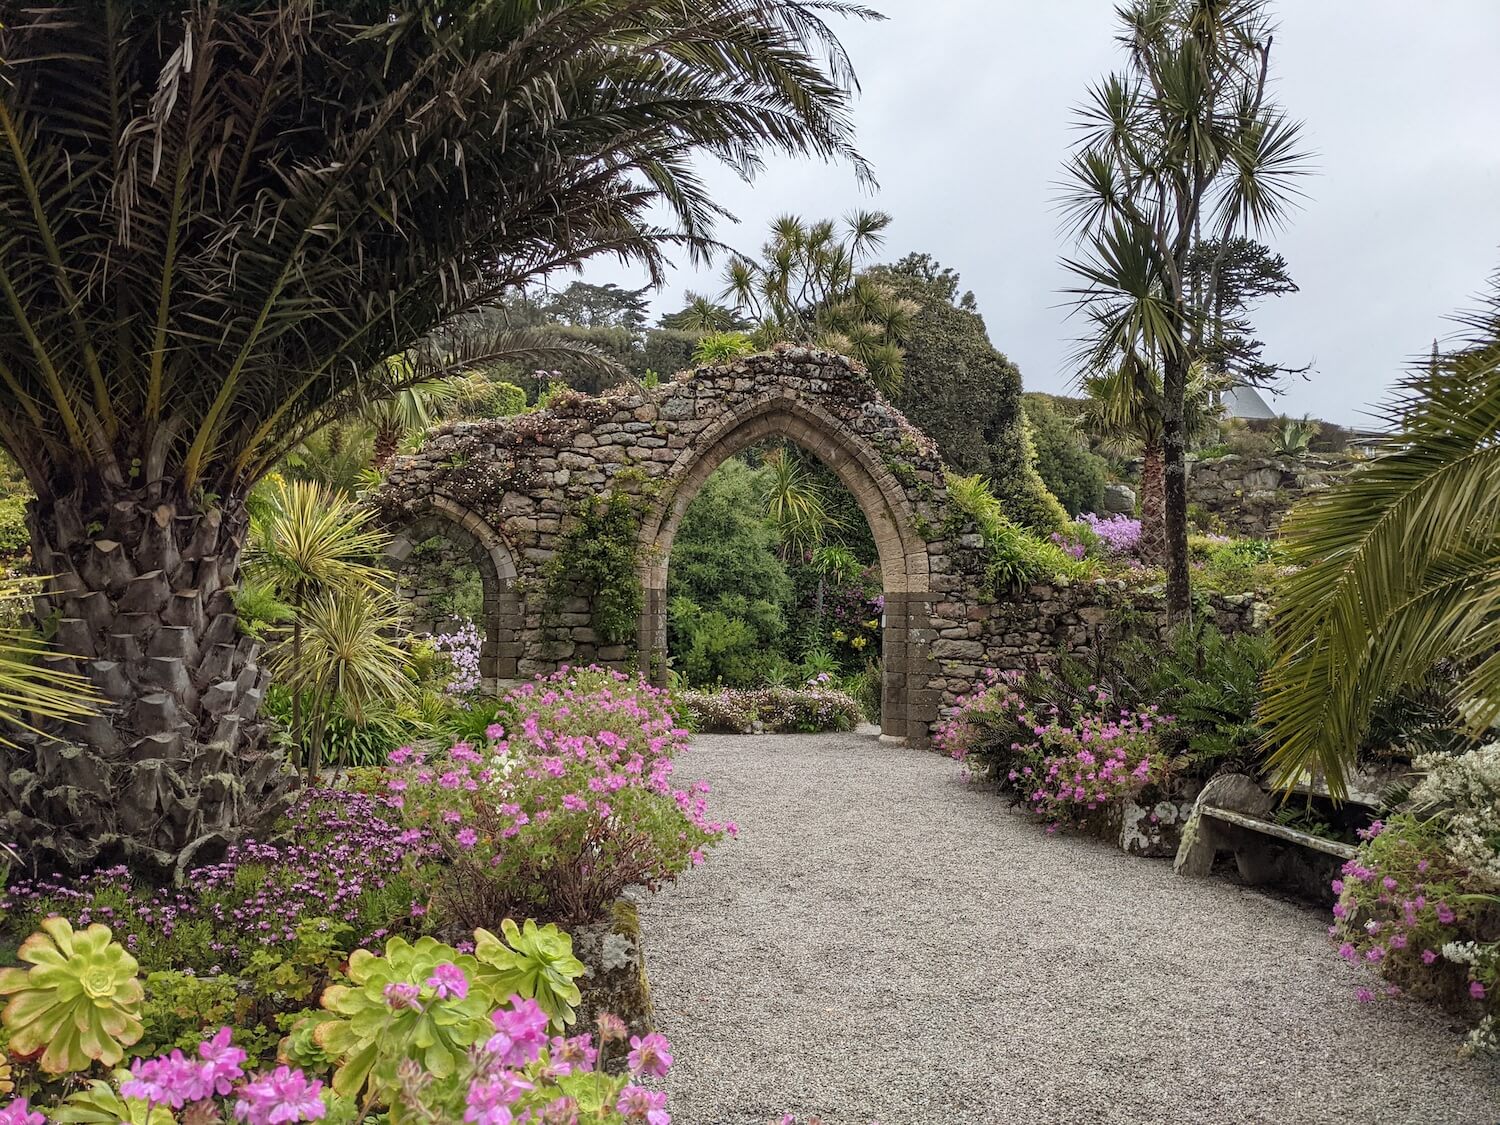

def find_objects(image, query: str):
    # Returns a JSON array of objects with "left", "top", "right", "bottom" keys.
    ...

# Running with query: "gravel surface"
[{"left": 635, "top": 730, "right": 1500, "bottom": 1125}]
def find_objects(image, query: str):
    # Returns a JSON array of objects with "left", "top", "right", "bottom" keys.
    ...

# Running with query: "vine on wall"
[{"left": 542, "top": 489, "right": 644, "bottom": 647}]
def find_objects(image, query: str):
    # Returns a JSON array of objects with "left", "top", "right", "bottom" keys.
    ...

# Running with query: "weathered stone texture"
[{"left": 1185, "top": 453, "right": 1356, "bottom": 536}]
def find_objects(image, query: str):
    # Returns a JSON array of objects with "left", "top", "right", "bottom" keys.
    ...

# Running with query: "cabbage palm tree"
[
  {"left": 0, "top": 0, "right": 873, "bottom": 874},
  {"left": 1060, "top": 0, "right": 1311, "bottom": 620},
  {"left": 723, "top": 212, "right": 916, "bottom": 394},
  {"left": 246, "top": 480, "right": 391, "bottom": 769},
  {"left": 1259, "top": 282, "right": 1500, "bottom": 798}
]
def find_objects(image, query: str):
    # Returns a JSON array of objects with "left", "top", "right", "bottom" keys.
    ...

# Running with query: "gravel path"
[{"left": 635, "top": 730, "right": 1500, "bottom": 1125}]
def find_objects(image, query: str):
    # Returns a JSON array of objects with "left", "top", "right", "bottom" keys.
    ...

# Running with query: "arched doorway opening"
[
  {"left": 382, "top": 498, "right": 522, "bottom": 694},
  {"left": 638, "top": 396, "right": 934, "bottom": 742}
]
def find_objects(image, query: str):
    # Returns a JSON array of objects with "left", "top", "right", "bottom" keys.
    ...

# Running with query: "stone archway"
[
  {"left": 637, "top": 393, "right": 934, "bottom": 742},
  {"left": 377, "top": 348, "right": 991, "bottom": 748},
  {"left": 381, "top": 496, "right": 522, "bottom": 693}
]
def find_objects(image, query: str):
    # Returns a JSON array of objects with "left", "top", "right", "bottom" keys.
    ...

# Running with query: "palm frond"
[{"left": 1259, "top": 281, "right": 1500, "bottom": 796}]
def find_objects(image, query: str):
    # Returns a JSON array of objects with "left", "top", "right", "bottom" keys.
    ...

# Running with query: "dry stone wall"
[
  {"left": 1187, "top": 453, "right": 1355, "bottom": 537},
  {"left": 926, "top": 563, "right": 1269, "bottom": 714}
]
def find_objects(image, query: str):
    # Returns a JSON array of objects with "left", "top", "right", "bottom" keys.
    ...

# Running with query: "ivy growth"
[{"left": 543, "top": 490, "right": 644, "bottom": 647}]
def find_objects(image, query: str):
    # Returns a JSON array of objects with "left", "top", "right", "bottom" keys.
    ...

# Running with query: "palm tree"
[
  {"left": 271, "top": 588, "right": 414, "bottom": 785},
  {"left": 1258, "top": 281, "right": 1500, "bottom": 798},
  {"left": 762, "top": 447, "right": 836, "bottom": 560},
  {"left": 723, "top": 212, "right": 917, "bottom": 394},
  {"left": 363, "top": 379, "right": 457, "bottom": 474},
  {"left": 1077, "top": 358, "right": 1220, "bottom": 566},
  {"left": 0, "top": 0, "right": 872, "bottom": 873},
  {"left": 1060, "top": 0, "right": 1311, "bottom": 620}
]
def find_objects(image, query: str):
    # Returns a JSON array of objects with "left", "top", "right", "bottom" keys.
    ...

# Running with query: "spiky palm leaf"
[
  {"left": 763, "top": 446, "right": 836, "bottom": 557},
  {"left": 721, "top": 210, "right": 909, "bottom": 393},
  {"left": 0, "top": 0, "right": 872, "bottom": 503},
  {"left": 1259, "top": 282, "right": 1500, "bottom": 798},
  {"left": 246, "top": 481, "right": 389, "bottom": 604},
  {"left": 273, "top": 587, "right": 414, "bottom": 778}
]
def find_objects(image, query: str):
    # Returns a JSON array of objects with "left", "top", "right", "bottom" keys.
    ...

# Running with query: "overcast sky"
[{"left": 579, "top": 0, "right": 1500, "bottom": 425}]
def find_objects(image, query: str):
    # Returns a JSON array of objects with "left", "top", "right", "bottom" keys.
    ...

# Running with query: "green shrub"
[
  {"left": 681, "top": 685, "right": 864, "bottom": 733},
  {"left": 1022, "top": 394, "right": 1108, "bottom": 515},
  {"left": 945, "top": 471, "right": 1086, "bottom": 593},
  {"left": 0, "top": 494, "right": 28, "bottom": 563},
  {"left": 544, "top": 490, "right": 643, "bottom": 647},
  {"left": 1193, "top": 536, "right": 1284, "bottom": 593}
]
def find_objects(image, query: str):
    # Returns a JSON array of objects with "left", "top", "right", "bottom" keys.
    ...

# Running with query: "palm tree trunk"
[
  {"left": 1161, "top": 352, "right": 1193, "bottom": 624},
  {"left": 1138, "top": 441, "right": 1168, "bottom": 567},
  {"left": 4, "top": 488, "right": 293, "bottom": 877},
  {"left": 372, "top": 423, "right": 402, "bottom": 472}
]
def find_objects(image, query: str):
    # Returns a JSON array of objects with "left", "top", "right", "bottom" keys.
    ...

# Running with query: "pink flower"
[
  {"left": 616, "top": 1085, "right": 670, "bottom": 1124},
  {"left": 121, "top": 1049, "right": 211, "bottom": 1108},
  {"left": 464, "top": 1073, "right": 533, "bottom": 1125},
  {"left": 1338, "top": 943, "right": 1357, "bottom": 962},
  {"left": 1355, "top": 987, "right": 1375, "bottom": 1004},
  {"left": 1421, "top": 949, "right": 1439, "bottom": 965},
  {"left": 1436, "top": 903, "right": 1456, "bottom": 925},
  {"left": 486, "top": 723, "right": 505, "bottom": 740},
  {"left": 597, "top": 1013, "right": 629, "bottom": 1042},
  {"left": 550, "top": 1035, "right": 599, "bottom": 1072},
  {"left": 199, "top": 1027, "right": 248, "bottom": 1095},
  {"left": 456, "top": 827, "right": 479, "bottom": 849},
  {"left": 383, "top": 981, "right": 422, "bottom": 1011},
  {"left": 0, "top": 1100, "right": 44, "bottom": 1125},
  {"left": 486, "top": 997, "right": 551, "bottom": 1067},
  {"left": 1472, "top": 980, "right": 1488, "bottom": 1001},
  {"left": 627, "top": 1032, "right": 674, "bottom": 1077},
  {"left": 233, "top": 1066, "right": 327, "bottom": 1125},
  {"left": 427, "top": 962, "right": 469, "bottom": 1000}
]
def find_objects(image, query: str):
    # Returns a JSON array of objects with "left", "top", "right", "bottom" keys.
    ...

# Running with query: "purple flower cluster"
[
  {"left": 4, "top": 790, "right": 440, "bottom": 972},
  {"left": 431, "top": 618, "right": 483, "bottom": 695},
  {"left": 1079, "top": 513, "right": 1141, "bottom": 555}
]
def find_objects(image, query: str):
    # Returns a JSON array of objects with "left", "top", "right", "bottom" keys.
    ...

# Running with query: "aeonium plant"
[{"left": 0, "top": 917, "right": 144, "bottom": 1074}]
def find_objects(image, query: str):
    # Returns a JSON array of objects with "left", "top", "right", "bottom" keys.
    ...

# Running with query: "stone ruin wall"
[
  {"left": 377, "top": 349, "right": 963, "bottom": 745},
  {"left": 378, "top": 349, "right": 1273, "bottom": 748}
]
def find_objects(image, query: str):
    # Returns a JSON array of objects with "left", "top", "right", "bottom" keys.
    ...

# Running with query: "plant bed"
[
  {"left": 0, "top": 666, "right": 718, "bottom": 1118},
  {"left": 681, "top": 684, "right": 864, "bottom": 735}
]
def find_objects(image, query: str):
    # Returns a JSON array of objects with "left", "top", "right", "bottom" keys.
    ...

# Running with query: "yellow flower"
[
  {"left": 864, "top": 619, "right": 879, "bottom": 630},
  {"left": 831, "top": 629, "right": 847, "bottom": 642},
  {"left": 850, "top": 635, "right": 867, "bottom": 650}
]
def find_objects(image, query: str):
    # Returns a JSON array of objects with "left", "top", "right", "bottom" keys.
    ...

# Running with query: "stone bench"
[{"left": 1174, "top": 773, "right": 1359, "bottom": 885}]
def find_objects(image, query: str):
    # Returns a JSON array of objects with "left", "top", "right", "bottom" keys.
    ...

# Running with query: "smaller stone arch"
[{"left": 381, "top": 495, "right": 522, "bottom": 693}]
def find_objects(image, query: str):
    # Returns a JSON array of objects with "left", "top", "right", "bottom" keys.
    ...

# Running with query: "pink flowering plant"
[
  {"left": 1328, "top": 745, "right": 1500, "bottom": 1054},
  {"left": 937, "top": 668, "right": 1171, "bottom": 827},
  {"left": 388, "top": 667, "right": 732, "bottom": 928}
]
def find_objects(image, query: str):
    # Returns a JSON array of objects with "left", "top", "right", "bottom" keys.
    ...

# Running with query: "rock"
[
  {"left": 1101, "top": 482, "right": 1137, "bottom": 514},
  {"left": 572, "top": 899, "right": 654, "bottom": 1070}
]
